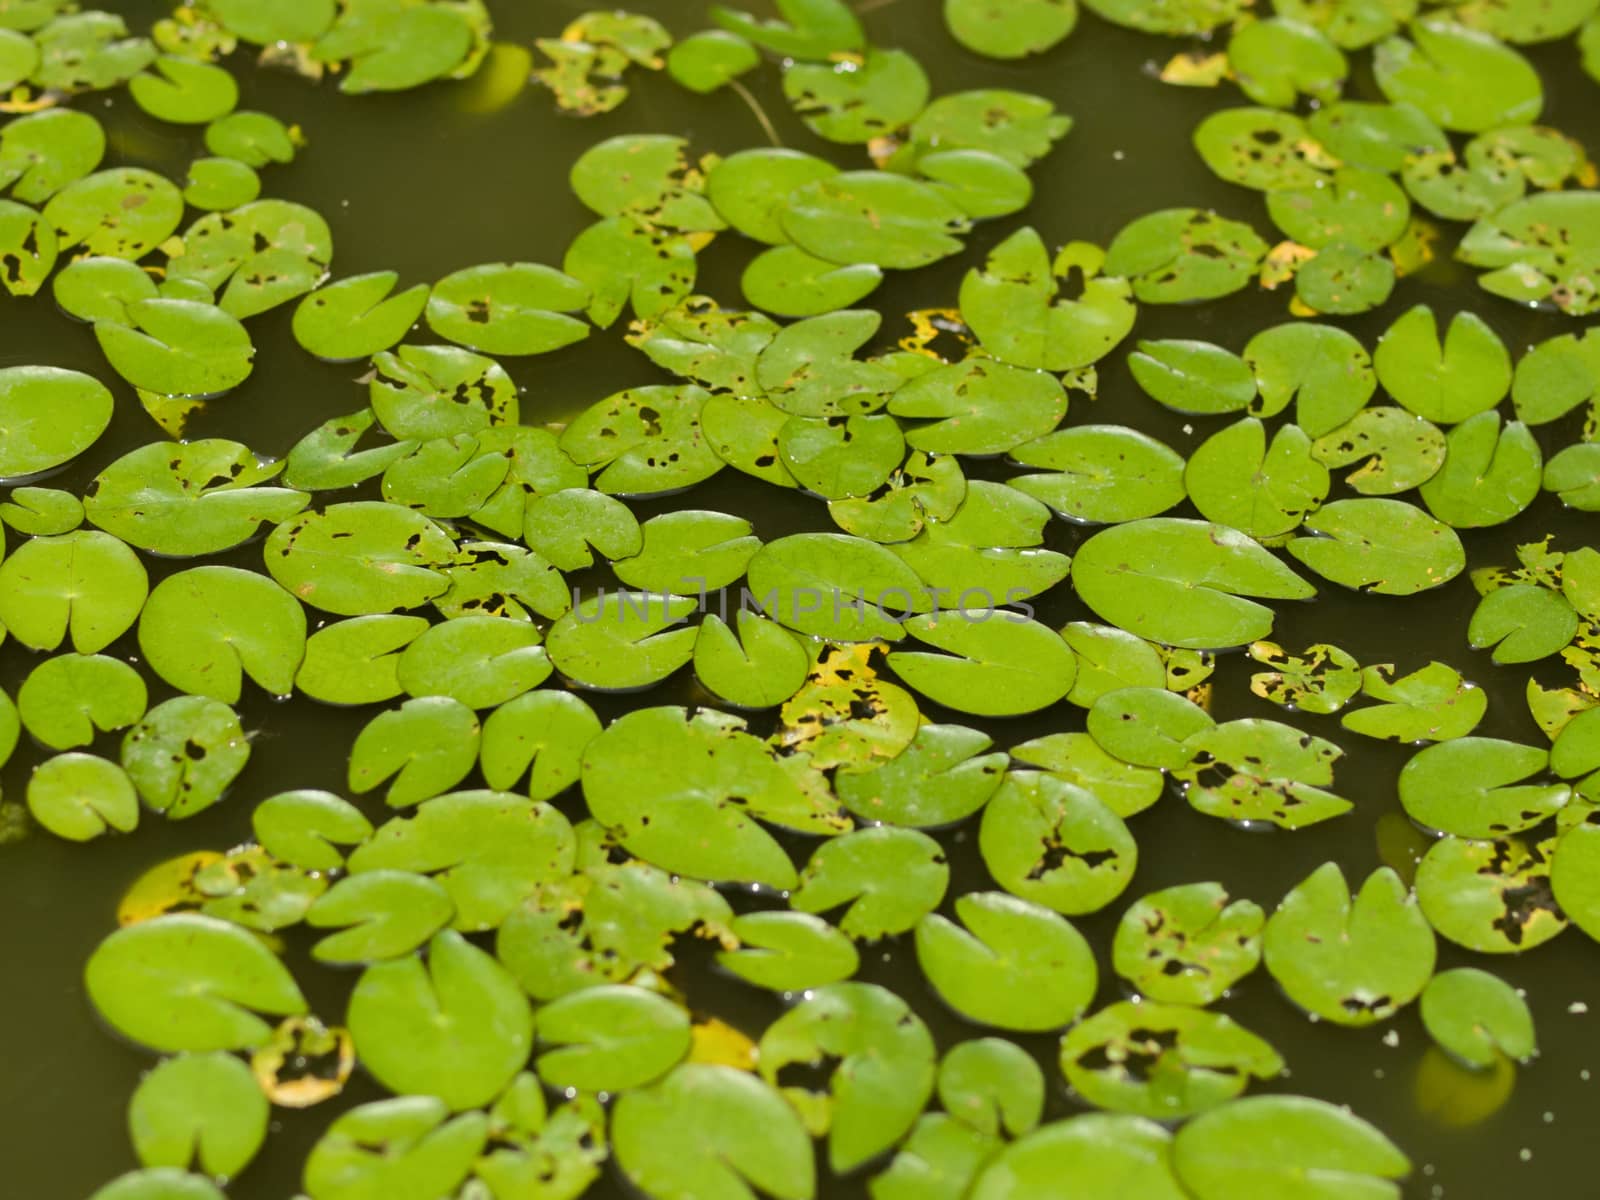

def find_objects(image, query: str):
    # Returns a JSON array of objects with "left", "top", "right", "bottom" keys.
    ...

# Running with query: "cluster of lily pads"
[{"left": 0, "top": 0, "right": 1598, "bottom": 1197}]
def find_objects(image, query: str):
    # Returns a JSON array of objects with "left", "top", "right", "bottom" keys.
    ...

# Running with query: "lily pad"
[
  {"left": 1420, "top": 967, "right": 1537, "bottom": 1067},
  {"left": 1287, "top": 499, "right": 1464, "bottom": 594},
  {"left": 1113, "top": 882, "right": 1264, "bottom": 1005},
  {"left": 0, "top": 529, "right": 146, "bottom": 652},
  {"left": 979, "top": 772, "right": 1137, "bottom": 914},
  {"left": 122, "top": 696, "right": 249, "bottom": 819},
  {"left": 128, "top": 1051, "right": 268, "bottom": 1179},
  {"left": 1415, "top": 833, "right": 1567, "bottom": 952},
  {"left": 425, "top": 262, "right": 589, "bottom": 357},
  {"left": 1373, "top": 19, "right": 1542, "bottom": 133}
]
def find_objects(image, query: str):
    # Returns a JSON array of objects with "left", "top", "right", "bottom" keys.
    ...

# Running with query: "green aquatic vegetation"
[{"left": 0, "top": 1, "right": 1597, "bottom": 1196}]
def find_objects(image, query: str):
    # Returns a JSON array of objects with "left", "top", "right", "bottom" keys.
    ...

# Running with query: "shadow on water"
[{"left": 2, "top": 2, "right": 1598, "bottom": 1196}]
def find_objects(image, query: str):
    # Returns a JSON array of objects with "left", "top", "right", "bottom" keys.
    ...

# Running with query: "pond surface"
[{"left": 2, "top": 2, "right": 1599, "bottom": 1197}]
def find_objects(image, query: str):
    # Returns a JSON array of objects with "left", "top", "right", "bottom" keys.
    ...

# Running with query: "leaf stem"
[{"left": 730, "top": 77, "right": 783, "bottom": 148}]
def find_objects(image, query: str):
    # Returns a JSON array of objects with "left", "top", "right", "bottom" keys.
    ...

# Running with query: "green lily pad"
[
  {"left": 349, "top": 929, "right": 532, "bottom": 1111},
  {"left": 1552, "top": 818, "right": 1600, "bottom": 941},
  {"left": 916, "top": 890, "right": 1097, "bottom": 1031},
  {"left": 1470, "top": 583, "right": 1579, "bottom": 663},
  {"left": 1009, "top": 425, "right": 1184, "bottom": 523},
  {"left": 792, "top": 825, "right": 949, "bottom": 939},
  {"left": 718, "top": 910, "right": 860, "bottom": 992},
  {"left": 46, "top": 168, "right": 182, "bottom": 260},
  {"left": 293, "top": 273, "right": 430, "bottom": 362},
  {"left": 26, "top": 751, "right": 140, "bottom": 841},
  {"left": 1130, "top": 340, "right": 1256, "bottom": 416},
  {"left": 1230, "top": 17, "right": 1347, "bottom": 106},
  {"left": 1545, "top": 444, "right": 1600, "bottom": 509},
  {"left": 204, "top": 111, "right": 298, "bottom": 168},
  {"left": 1511, "top": 329, "right": 1600, "bottom": 425},
  {"left": 1087, "top": 687, "right": 1213, "bottom": 770},
  {"left": 1373, "top": 19, "right": 1542, "bottom": 133},
  {"left": 780, "top": 412, "right": 904, "bottom": 499},
  {"left": 1264, "top": 863, "right": 1435, "bottom": 1024},
  {"left": 425, "top": 262, "right": 589, "bottom": 357},
  {"left": 693, "top": 611, "right": 811, "bottom": 709},
  {"left": 742, "top": 244, "right": 884, "bottom": 318},
  {"left": 706, "top": 147, "right": 839, "bottom": 244},
  {"left": 889, "top": 358, "right": 1066, "bottom": 456},
  {"left": 1420, "top": 967, "right": 1537, "bottom": 1067},
  {"left": 1082, "top": 0, "right": 1248, "bottom": 33},
  {"left": 314, "top": 3, "right": 475, "bottom": 94},
  {"left": 1185, "top": 418, "right": 1329, "bottom": 540},
  {"left": 0, "top": 486, "right": 82, "bottom": 536},
  {"left": 1244, "top": 322, "right": 1374, "bottom": 434},
  {"left": 561, "top": 385, "right": 721, "bottom": 496},
  {"left": 1295, "top": 241, "right": 1397, "bottom": 316},
  {"left": 1341, "top": 660, "right": 1486, "bottom": 741},
  {"left": 251, "top": 789, "right": 372, "bottom": 871},
  {"left": 523, "top": 487, "right": 641, "bottom": 570},
  {"left": 666, "top": 29, "right": 759, "bottom": 92},
  {"left": 1374, "top": 306, "right": 1510, "bottom": 425},
  {"left": 937, "top": 1038, "right": 1044, "bottom": 1138},
  {"left": 1417, "top": 411, "right": 1541, "bottom": 528},
  {"left": 264, "top": 502, "right": 453, "bottom": 616},
  {"left": 347, "top": 697, "right": 480, "bottom": 808},
  {"left": 0, "top": 529, "right": 145, "bottom": 652},
  {"left": 946, "top": 0, "right": 1076, "bottom": 56},
  {"left": 121, "top": 695, "right": 249, "bottom": 819},
  {"left": 835, "top": 723, "right": 1004, "bottom": 828},
  {"left": 0, "top": 366, "right": 112, "bottom": 482},
  {"left": 969, "top": 1114, "right": 1187, "bottom": 1200},
  {"left": 1287, "top": 498, "right": 1464, "bottom": 594},
  {"left": 296, "top": 615, "right": 426, "bottom": 705},
  {"left": 747, "top": 532, "right": 930, "bottom": 642},
  {"left": 370, "top": 344, "right": 518, "bottom": 441},
  {"left": 1193, "top": 108, "right": 1332, "bottom": 191},
  {"left": 782, "top": 48, "right": 929, "bottom": 144},
  {"left": 779, "top": 171, "right": 970, "bottom": 272},
  {"left": 0, "top": 108, "right": 104, "bottom": 204},
  {"left": 85, "top": 913, "right": 305, "bottom": 1052},
  {"left": 979, "top": 772, "right": 1137, "bottom": 914},
  {"left": 302, "top": 1097, "right": 486, "bottom": 1200},
  {"left": 569, "top": 134, "right": 723, "bottom": 233},
  {"left": 138, "top": 566, "right": 306, "bottom": 703},
  {"left": 535, "top": 984, "right": 691, "bottom": 1091},
  {"left": 1249, "top": 640, "right": 1363, "bottom": 714},
  {"left": 1416, "top": 833, "right": 1567, "bottom": 952},
  {"left": 1113, "top": 882, "right": 1263, "bottom": 1005},
  {"left": 1107, "top": 206, "right": 1267, "bottom": 302},
  {"left": 546, "top": 592, "right": 697, "bottom": 691},
  {"left": 53, "top": 256, "right": 156, "bottom": 325},
  {"left": 1310, "top": 407, "right": 1446, "bottom": 494},
  {"left": 18, "top": 653, "right": 145, "bottom": 750},
  {"left": 397, "top": 616, "right": 549, "bottom": 709},
  {"left": 478, "top": 689, "right": 600, "bottom": 799},
  {"left": 613, "top": 1064, "right": 815, "bottom": 1200},
  {"left": 888, "top": 612, "right": 1076, "bottom": 717},
  {"left": 128, "top": 1051, "right": 268, "bottom": 1180},
  {"left": 307, "top": 869, "right": 455, "bottom": 965},
  {"left": 1012, "top": 729, "right": 1166, "bottom": 816},
  {"left": 1059, "top": 1001, "right": 1283, "bottom": 1119},
  {"left": 208, "top": 0, "right": 335, "bottom": 44},
  {"left": 1176, "top": 718, "right": 1349, "bottom": 829},
  {"left": 1072, "top": 518, "right": 1315, "bottom": 649},
  {"left": 1172, "top": 1095, "right": 1410, "bottom": 1200},
  {"left": 757, "top": 981, "right": 935, "bottom": 1173},
  {"left": 130, "top": 56, "right": 238, "bottom": 124},
  {"left": 182, "top": 157, "right": 260, "bottom": 211},
  {"left": 32, "top": 11, "right": 156, "bottom": 93},
  {"left": 350, "top": 789, "right": 574, "bottom": 931},
  {"left": 1459, "top": 191, "right": 1600, "bottom": 314},
  {"left": 959, "top": 232, "right": 1134, "bottom": 372},
  {"left": 94, "top": 299, "right": 254, "bottom": 397},
  {"left": 581, "top": 706, "right": 818, "bottom": 889}
]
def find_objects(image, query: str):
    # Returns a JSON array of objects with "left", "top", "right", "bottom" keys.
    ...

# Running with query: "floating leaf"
[
  {"left": 693, "top": 611, "right": 811, "bottom": 710},
  {"left": 1113, "top": 882, "right": 1264, "bottom": 1005},
  {"left": 1417, "top": 411, "right": 1541, "bottom": 529},
  {"left": 122, "top": 696, "right": 249, "bottom": 819},
  {"left": 1342, "top": 660, "right": 1485, "bottom": 742},
  {"left": 479, "top": 689, "right": 601, "bottom": 799},
  {"left": 1374, "top": 306, "right": 1509, "bottom": 425},
  {"left": 85, "top": 913, "right": 305, "bottom": 1052},
  {"left": 1186, "top": 418, "right": 1328, "bottom": 540},
  {"left": 1072, "top": 518, "right": 1315, "bottom": 649},
  {"left": 264, "top": 502, "right": 453, "bottom": 616},
  {"left": 757, "top": 982, "right": 935, "bottom": 1173},
  {"left": 782, "top": 48, "right": 929, "bottom": 144},
  {"left": 791, "top": 825, "right": 949, "bottom": 939},
  {"left": 349, "top": 929, "right": 532, "bottom": 1111},
  {"left": 916, "top": 890, "right": 1097, "bottom": 1031},
  {"left": 128, "top": 1051, "right": 268, "bottom": 1179},
  {"left": 979, "top": 772, "right": 1136, "bottom": 914},
  {"left": 613, "top": 1064, "right": 815, "bottom": 1200},
  {"left": 1264, "top": 863, "right": 1435, "bottom": 1025},
  {"left": 1415, "top": 833, "right": 1567, "bottom": 952},
  {"left": 535, "top": 984, "right": 691, "bottom": 1091},
  {"left": 1420, "top": 967, "right": 1537, "bottom": 1067},
  {"left": 1060, "top": 1001, "right": 1283, "bottom": 1119},
  {"left": 1172, "top": 1095, "right": 1410, "bottom": 1200},
  {"left": 27, "top": 751, "right": 140, "bottom": 841},
  {"left": 293, "top": 273, "right": 430, "bottom": 362},
  {"left": 1373, "top": 19, "right": 1542, "bottom": 133},
  {"left": 1458, "top": 191, "right": 1600, "bottom": 315},
  {"left": 301, "top": 1097, "right": 486, "bottom": 1200},
  {"left": 969, "top": 1115, "right": 1187, "bottom": 1200},
  {"left": 425, "top": 261, "right": 589, "bottom": 357},
  {"left": 888, "top": 612, "right": 1076, "bottom": 717},
  {"left": 18, "top": 652, "right": 145, "bottom": 750},
  {"left": 296, "top": 615, "right": 426, "bottom": 706},
  {"left": 718, "top": 910, "right": 860, "bottom": 992},
  {"left": 1287, "top": 498, "right": 1464, "bottom": 594},
  {"left": 0, "top": 529, "right": 147, "bottom": 652},
  {"left": 139, "top": 566, "right": 305, "bottom": 703},
  {"left": 347, "top": 698, "right": 480, "bottom": 809}
]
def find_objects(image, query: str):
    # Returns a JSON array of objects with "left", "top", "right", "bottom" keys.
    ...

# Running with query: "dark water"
[{"left": 3, "top": 2, "right": 1598, "bottom": 1197}]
